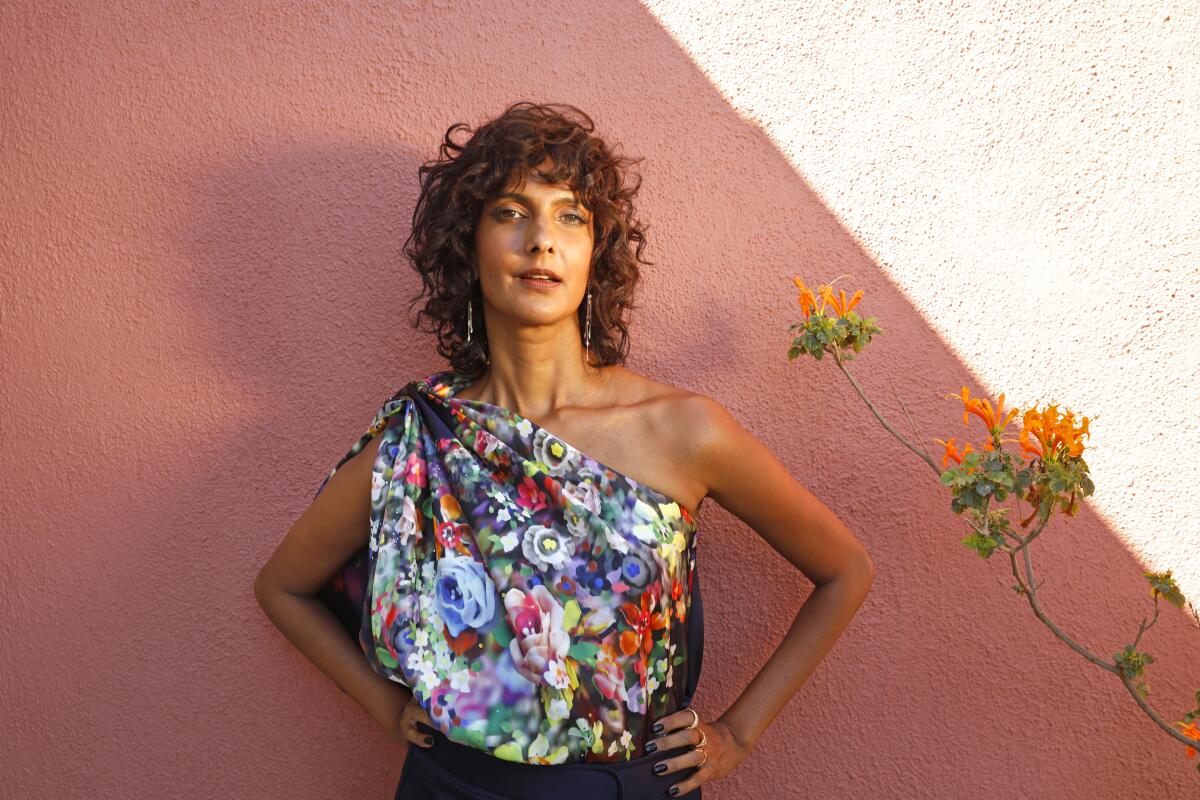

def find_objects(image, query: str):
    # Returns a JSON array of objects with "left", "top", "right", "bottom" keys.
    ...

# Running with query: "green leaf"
[
  {"left": 1143, "top": 570, "right": 1186, "bottom": 608},
  {"left": 491, "top": 620, "right": 513, "bottom": 647},
  {"left": 1114, "top": 645, "right": 1156, "bottom": 679},
  {"left": 961, "top": 532, "right": 1002, "bottom": 559},
  {"left": 493, "top": 742, "right": 525, "bottom": 763},
  {"left": 568, "top": 641, "right": 600, "bottom": 663}
]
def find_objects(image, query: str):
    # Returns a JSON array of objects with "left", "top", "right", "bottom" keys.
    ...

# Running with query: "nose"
[{"left": 525, "top": 216, "right": 555, "bottom": 254}]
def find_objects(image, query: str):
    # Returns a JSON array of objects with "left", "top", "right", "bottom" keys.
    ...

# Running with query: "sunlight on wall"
[{"left": 643, "top": 0, "right": 1200, "bottom": 600}]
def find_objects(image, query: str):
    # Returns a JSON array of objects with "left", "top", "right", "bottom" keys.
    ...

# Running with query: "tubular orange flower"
[
  {"left": 792, "top": 276, "right": 819, "bottom": 319},
  {"left": 824, "top": 286, "right": 863, "bottom": 317},
  {"left": 1019, "top": 426, "right": 1043, "bottom": 460},
  {"left": 793, "top": 275, "right": 863, "bottom": 319},
  {"left": 946, "top": 386, "right": 1020, "bottom": 436},
  {"left": 1020, "top": 403, "right": 1091, "bottom": 462},
  {"left": 934, "top": 436, "right": 975, "bottom": 469}
]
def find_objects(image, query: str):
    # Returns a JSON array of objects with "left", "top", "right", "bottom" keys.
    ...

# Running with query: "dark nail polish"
[
  {"left": 652, "top": 722, "right": 664, "bottom": 733},
  {"left": 645, "top": 741, "right": 658, "bottom": 753},
  {"left": 669, "top": 787, "right": 680, "bottom": 796},
  {"left": 653, "top": 762, "right": 667, "bottom": 774}
]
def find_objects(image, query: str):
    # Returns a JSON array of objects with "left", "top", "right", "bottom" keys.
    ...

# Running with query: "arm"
[
  {"left": 556, "top": 393, "right": 873, "bottom": 798},
  {"left": 686, "top": 395, "right": 875, "bottom": 749},
  {"left": 253, "top": 433, "right": 415, "bottom": 737}
]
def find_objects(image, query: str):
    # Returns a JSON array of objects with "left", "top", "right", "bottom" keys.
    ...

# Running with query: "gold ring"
[
  {"left": 697, "top": 747, "right": 708, "bottom": 766},
  {"left": 696, "top": 728, "right": 707, "bottom": 749},
  {"left": 685, "top": 707, "right": 700, "bottom": 729}
]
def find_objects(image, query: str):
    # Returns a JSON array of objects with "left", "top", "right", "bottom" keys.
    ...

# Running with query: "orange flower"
[
  {"left": 618, "top": 586, "right": 668, "bottom": 657},
  {"left": 934, "top": 436, "right": 975, "bottom": 469},
  {"left": 1178, "top": 720, "right": 1200, "bottom": 758},
  {"left": 1020, "top": 402, "right": 1091, "bottom": 462},
  {"left": 792, "top": 276, "right": 819, "bottom": 319},
  {"left": 793, "top": 275, "right": 863, "bottom": 319},
  {"left": 947, "top": 386, "right": 1020, "bottom": 437},
  {"left": 821, "top": 285, "right": 863, "bottom": 317}
]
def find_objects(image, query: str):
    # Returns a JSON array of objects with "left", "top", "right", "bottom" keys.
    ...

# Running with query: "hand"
[
  {"left": 382, "top": 691, "right": 438, "bottom": 750},
  {"left": 646, "top": 709, "right": 752, "bottom": 796}
]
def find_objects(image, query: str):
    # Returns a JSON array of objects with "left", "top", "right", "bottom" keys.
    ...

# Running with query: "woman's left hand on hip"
[{"left": 646, "top": 709, "right": 752, "bottom": 796}]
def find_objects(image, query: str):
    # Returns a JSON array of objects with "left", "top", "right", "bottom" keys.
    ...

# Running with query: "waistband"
[{"left": 411, "top": 722, "right": 702, "bottom": 799}]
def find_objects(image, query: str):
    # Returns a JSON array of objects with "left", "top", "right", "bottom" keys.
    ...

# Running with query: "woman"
[{"left": 254, "top": 101, "right": 875, "bottom": 799}]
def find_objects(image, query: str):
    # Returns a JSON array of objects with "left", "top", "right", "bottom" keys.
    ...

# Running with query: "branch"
[
  {"left": 832, "top": 349, "right": 940, "bottom": 476},
  {"left": 1017, "top": 541, "right": 1117, "bottom": 672}
]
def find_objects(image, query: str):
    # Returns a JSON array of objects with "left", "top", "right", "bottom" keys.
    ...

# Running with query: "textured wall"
[{"left": 2, "top": 1, "right": 1196, "bottom": 798}]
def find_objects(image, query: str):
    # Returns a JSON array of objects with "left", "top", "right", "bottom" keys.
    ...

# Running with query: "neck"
[{"left": 463, "top": 311, "right": 604, "bottom": 417}]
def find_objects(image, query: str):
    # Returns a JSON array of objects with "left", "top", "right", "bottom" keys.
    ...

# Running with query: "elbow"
[
  {"left": 857, "top": 553, "right": 875, "bottom": 590},
  {"left": 253, "top": 568, "right": 274, "bottom": 609},
  {"left": 845, "top": 551, "right": 875, "bottom": 592}
]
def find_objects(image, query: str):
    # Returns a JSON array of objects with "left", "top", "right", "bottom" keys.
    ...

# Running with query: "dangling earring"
[
  {"left": 584, "top": 290, "right": 593, "bottom": 361},
  {"left": 466, "top": 296, "right": 489, "bottom": 365}
]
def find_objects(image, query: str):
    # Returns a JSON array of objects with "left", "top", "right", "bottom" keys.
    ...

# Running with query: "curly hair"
[{"left": 402, "top": 101, "right": 652, "bottom": 379}]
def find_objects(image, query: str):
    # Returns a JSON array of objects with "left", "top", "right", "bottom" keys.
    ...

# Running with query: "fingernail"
[
  {"left": 653, "top": 762, "right": 667, "bottom": 774},
  {"left": 669, "top": 787, "right": 680, "bottom": 796},
  {"left": 652, "top": 722, "right": 664, "bottom": 733},
  {"left": 645, "top": 741, "right": 658, "bottom": 753}
]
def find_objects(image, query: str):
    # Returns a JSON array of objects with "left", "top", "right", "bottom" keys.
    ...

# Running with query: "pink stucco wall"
[{"left": 3, "top": 2, "right": 1196, "bottom": 798}]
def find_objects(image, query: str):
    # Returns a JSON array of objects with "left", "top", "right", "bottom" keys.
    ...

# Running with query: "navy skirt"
[{"left": 394, "top": 722, "right": 702, "bottom": 800}]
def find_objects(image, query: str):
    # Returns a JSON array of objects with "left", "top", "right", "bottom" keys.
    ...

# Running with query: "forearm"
[
  {"left": 255, "top": 584, "right": 412, "bottom": 729},
  {"left": 718, "top": 567, "right": 873, "bottom": 747}
]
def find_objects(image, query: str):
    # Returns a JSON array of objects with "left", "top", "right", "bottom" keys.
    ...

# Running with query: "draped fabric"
[{"left": 314, "top": 369, "right": 703, "bottom": 766}]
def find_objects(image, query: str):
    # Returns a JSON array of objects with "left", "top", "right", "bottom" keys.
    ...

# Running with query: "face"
[{"left": 474, "top": 161, "right": 594, "bottom": 326}]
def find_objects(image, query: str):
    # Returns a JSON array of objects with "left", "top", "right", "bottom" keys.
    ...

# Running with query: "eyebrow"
[{"left": 494, "top": 191, "right": 583, "bottom": 207}]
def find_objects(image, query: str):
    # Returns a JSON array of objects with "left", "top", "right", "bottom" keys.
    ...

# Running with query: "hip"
[{"left": 395, "top": 726, "right": 702, "bottom": 800}]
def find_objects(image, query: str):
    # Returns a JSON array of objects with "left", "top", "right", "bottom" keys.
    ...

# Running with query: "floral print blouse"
[{"left": 314, "top": 369, "right": 704, "bottom": 765}]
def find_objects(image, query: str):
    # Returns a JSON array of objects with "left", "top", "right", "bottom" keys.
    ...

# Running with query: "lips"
[{"left": 516, "top": 269, "right": 562, "bottom": 282}]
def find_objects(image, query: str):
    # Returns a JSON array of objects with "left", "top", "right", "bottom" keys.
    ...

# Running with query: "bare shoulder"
[
  {"left": 604, "top": 367, "right": 724, "bottom": 434},
  {"left": 602, "top": 367, "right": 734, "bottom": 509},
  {"left": 602, "top": 365, "right": 715, "bottom": 424}
]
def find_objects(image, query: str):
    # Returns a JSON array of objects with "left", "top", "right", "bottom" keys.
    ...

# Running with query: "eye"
[
  {"left": 563, "top": 212, "right": 586, "bottom": 224},
  {"left": 496, "top": 208, "right": 521, "bottom": 219}
]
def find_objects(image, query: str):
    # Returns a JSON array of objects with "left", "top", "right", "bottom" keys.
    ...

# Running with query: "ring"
[
  {"left": 685, "top": 708, "right": 700, "bottom": 729},
  {"left": 696, "top": 728, "right": 707, "bottom": 749},
  {"left": 697, "top": 748, "right": 708, "bottom": 766}
]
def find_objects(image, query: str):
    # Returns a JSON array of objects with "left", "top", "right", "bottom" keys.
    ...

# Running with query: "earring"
[
  {"left": 584, "top": 291, "right": 593, "bottom": 361},
  {"left": 466, "top": 297, "right": 489, "bottom": 365}
]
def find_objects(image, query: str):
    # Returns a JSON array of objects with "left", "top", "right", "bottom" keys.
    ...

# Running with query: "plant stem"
[
  {"left": 816, "top": 341, "right": 1200, "bottom": 756},
  {"left": 832, "top": 349, "right": 940, "bottom": 476}
]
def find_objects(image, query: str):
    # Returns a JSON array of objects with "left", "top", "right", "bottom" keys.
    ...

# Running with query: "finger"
[
  {"left": 667, "top": 769, "right": 704, "bottom": 798},
  {"left": 652, "top": 707, "right": 698, "bottom": 735},
  {"left": 412, "top": 720, "right": 436, "bottom": 747},
  {"left": 407, "top": 731, "right": 433, "bottom": 748},
  {"left": 651, "top": 746, "right": 706, "bottom": 779},
  {"left": 647, "top": 722, "right": 704, "bottom": 754}
]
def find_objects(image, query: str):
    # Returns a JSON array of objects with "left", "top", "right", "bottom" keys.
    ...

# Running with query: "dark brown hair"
[{"left": 403, "top": 101, "right": 652, "bottom": 379}]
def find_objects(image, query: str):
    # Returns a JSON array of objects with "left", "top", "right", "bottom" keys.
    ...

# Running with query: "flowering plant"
[{"left": 788, "top": 275, "right": 1200, "bottom": 770}]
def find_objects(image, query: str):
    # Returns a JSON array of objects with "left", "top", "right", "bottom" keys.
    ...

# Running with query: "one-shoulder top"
[{"left": 314, "top": 369, "right": 704, "bottom": 765}]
